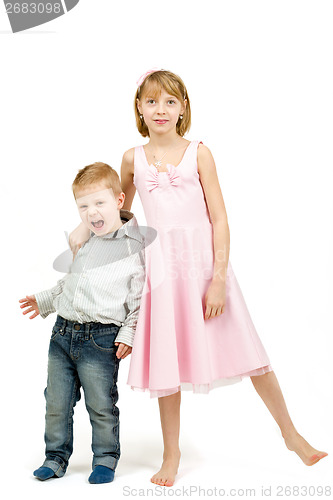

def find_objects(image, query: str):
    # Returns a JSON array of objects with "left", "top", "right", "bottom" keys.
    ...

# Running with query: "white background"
[{"left": 0, "top": 1, "right": 332, "bottom": 498}]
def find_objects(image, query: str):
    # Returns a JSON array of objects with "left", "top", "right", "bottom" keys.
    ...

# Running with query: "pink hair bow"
[
  {"left": 136, "top": 67, "right": 162, "bottom": 87},
  {"left": 145, "top": 164, "right": 181, "bottom": 192}
]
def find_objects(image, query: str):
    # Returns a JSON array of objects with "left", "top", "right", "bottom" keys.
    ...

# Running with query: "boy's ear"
[{"left": 118, "top": 192, "right": 125, "bottom": 209}]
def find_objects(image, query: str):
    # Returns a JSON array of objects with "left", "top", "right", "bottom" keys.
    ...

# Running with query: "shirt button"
[{"left": 74, "top": 324, "right": 80, "bottom": 330}]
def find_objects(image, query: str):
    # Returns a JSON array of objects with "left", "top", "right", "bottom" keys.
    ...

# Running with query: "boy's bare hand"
[
  {"left": 114, "top": 342, "right": 132, "bottom": 359},
  {"left": 19, "top": 295, "right": 40, "bottom": 319}
]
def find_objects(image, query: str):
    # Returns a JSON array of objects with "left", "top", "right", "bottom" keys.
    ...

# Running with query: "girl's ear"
[{"left": 136, "top": 97, "right": 142, "bottom": 115}]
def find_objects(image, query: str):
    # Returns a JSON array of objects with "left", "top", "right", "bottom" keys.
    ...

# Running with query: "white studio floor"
[{"left": 4, "top": 356, "right": 332, "bottom": 500}]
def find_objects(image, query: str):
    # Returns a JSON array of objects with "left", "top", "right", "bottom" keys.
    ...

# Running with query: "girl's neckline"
[{"left": 141, "top": 141, "right": 193, "bottom": 170}]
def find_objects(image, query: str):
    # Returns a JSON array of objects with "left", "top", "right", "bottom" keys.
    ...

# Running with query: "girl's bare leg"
[
  {"left": 151, "top": 390, "right": 181, "bottom": 487},
  {"left": 251, "top": 370, "right": 328, "bottom": 465}
]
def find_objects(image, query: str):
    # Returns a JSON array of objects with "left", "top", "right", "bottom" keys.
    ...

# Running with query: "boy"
[{"left": 19, "top": 162, "right": 145, "bottom": 484}]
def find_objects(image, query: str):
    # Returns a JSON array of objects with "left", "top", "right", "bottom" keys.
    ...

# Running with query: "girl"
[{"left": 69, "top": 69, "right": 327, "bottom": 487}]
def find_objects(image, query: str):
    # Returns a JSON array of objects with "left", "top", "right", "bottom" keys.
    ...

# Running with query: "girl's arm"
[
  {"left": 197, "top": 144, "right": 230, "bottom": 285},
  {"left": 68, "top": 223, "right": 90, "bottom": 259},
  {"left": 120, "top": 148, "right": 136, "bottom": 211}
]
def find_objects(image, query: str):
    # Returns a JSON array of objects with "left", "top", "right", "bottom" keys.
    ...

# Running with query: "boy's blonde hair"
[
  {"left": 134, "top": 69, "right": 191, "bottom": 138},
  {"left": 72, "top": 162, "right": 122, "bottom": 198}
]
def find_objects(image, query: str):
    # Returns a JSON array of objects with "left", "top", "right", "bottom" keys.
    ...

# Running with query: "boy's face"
[{"left": 75, "top": 182, "right": 125, "bottom": 237}]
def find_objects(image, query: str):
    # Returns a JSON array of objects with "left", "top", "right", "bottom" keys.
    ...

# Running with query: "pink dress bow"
[
  {"left": 145, "top": 164, "right": 181, "bottom": 192},
  {"left": 167, "top": 164, "right": 181, "bottom": 187}
]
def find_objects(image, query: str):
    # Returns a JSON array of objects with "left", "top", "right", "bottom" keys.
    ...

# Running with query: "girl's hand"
[
  {"left": 204, "top": 281, "right": 226, "bottom": 320},
  {"left": 19, "top": 294, "right": 40, "bottom": 319},
  {"left": 69, "top": 223, "right": 91, "bottom": 259},
  {"left": 114, "top": 342, "right": 132, "bottom": 360}
]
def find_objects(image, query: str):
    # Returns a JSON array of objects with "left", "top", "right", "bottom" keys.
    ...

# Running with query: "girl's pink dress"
[{"left": 127, "top": 140, "right": 273, "bottom": 398}]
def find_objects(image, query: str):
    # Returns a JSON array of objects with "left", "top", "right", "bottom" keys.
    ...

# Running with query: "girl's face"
[
  {"left": 137, "top": 87, "right": 186, "bottom": 135},
  {"left": 75, "top": 182, "right": 125, "bottom": 237}
]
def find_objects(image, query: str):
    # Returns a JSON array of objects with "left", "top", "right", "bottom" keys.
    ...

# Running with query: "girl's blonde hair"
[
  {"left": 72, "top": 162, "right": 122, "bottom": 199},
  {"left": 134, "top": 69, "right": 191, "bottom": 138}
]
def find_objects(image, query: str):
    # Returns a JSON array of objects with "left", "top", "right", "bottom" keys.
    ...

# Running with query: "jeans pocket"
[
  {"left": 91, "top": 329, "right": 118, "bottom": 352},
  {"left": 51, "top": 324, "right": 64, "bottom": 340}
]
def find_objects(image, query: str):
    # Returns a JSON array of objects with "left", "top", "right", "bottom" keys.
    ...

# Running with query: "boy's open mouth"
[{"left": 91, "top": 220, "right": 104, "bottom": 229}]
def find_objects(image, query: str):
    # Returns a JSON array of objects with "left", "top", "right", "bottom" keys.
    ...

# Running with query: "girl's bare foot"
[
  {"left": 150, "top": 450, "right": 181, "bottom": 487},
  {"left": 283, "top": 430, "right": 328, "bottom": 465}
]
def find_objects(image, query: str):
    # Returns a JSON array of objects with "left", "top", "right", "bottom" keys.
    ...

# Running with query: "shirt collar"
[{"left": 90, "top": 209, "right": 143, "bottom": 243}]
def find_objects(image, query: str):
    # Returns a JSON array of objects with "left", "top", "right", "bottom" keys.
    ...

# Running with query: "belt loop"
[
  {"left": 85, "top": 323, "right": 90, "bottom": 341},
  {"left": 62, "top": 317, "right": 67, "bottom": 334}
]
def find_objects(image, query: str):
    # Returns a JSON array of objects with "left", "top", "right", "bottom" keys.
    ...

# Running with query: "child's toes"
[
  {"left": 309, "top": 452, "right": 328, "bottom": 465},
  {"left": 150, "top": 475, "right": 161, "bottom": 485}
]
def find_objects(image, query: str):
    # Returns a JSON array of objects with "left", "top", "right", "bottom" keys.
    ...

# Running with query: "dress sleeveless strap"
[
  {"left": 187, "top": 140, "right": 203, "bottom": 171},
  {"left": 192, "top": 140, "right": 204, "bottom": 152}
]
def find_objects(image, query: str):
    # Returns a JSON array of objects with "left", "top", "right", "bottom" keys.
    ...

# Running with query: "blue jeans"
[{"left": 41, "top": 315, "right": 121, "bottom": 477}]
